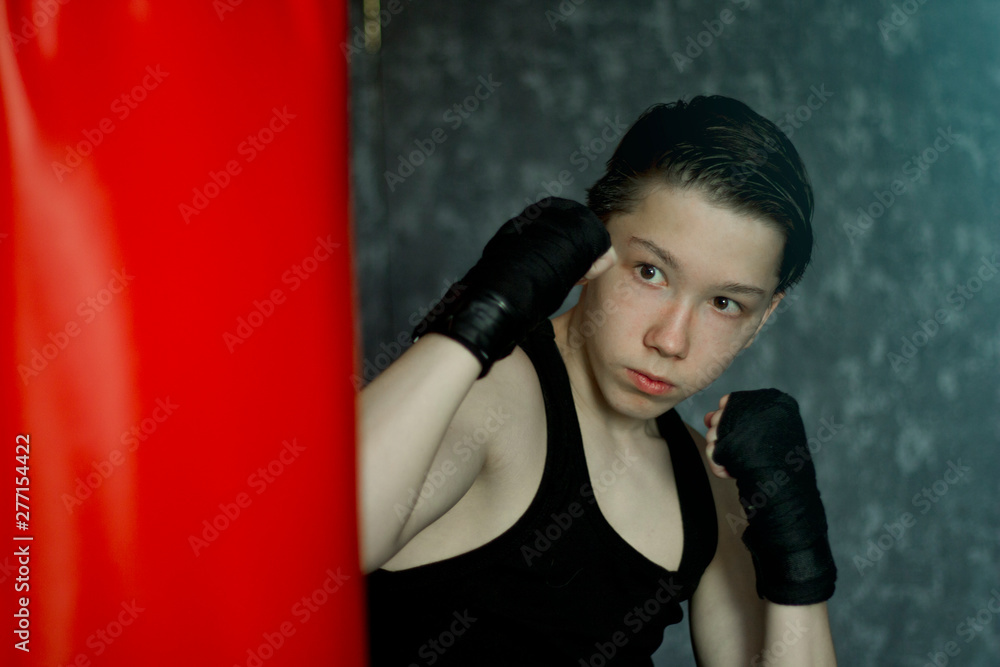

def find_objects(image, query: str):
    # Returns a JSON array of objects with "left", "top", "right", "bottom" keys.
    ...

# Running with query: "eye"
[
  {"left": 712, "top": 296, "right": 743, "bottom": 315},
  {"left": 635, "top": 263, "right": 664, "bottom": 283}
]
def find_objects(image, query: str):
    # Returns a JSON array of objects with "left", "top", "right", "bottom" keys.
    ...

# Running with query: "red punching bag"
[{"left": 1, "top": 1, "right": 365, "bottom": 665}]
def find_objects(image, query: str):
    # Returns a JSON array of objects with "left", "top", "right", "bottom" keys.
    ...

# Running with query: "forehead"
[{"left": 608, "top": 186, "right": 785, "bottom": 293}]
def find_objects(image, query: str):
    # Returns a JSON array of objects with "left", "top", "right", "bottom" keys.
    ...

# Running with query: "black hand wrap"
[
  {"left": 410, "top": 198, "right": 611, "bottom": 378},
  {"left": 712, "top": 388, "right": 837, "bottom": 605}
]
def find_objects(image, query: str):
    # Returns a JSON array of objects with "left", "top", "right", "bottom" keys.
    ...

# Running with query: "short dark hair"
[{"left": 586, "top": 95, "right": 814, "bottom": 294}]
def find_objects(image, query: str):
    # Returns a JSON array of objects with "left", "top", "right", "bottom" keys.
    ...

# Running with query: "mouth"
[{"left": 626, "top": 368, "right": 674, "bottom": 396}]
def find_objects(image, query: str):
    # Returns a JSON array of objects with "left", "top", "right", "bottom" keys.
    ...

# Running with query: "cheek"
[
  {"left": 595, "top": 275, "right": 647, "bottom": 334},
  {"left": 693, "top": 315, "right": 749, "bottom": 354},
  {"left": 681, "top": 319, "right": 753, "bottom": 390},
  {"left": 570, "top": 278, "right": 636, "bottom": 357},
  {"left": 601, "top": 267, "right": 653, "bottom": 313}
]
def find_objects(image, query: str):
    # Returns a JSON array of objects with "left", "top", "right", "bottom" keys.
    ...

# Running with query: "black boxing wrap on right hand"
[
  {"left": 711, "top": 389, "right": 838, "bottom": 606},
  {"left": 410, "top": 198, "right": 611, "bottom": 378}
]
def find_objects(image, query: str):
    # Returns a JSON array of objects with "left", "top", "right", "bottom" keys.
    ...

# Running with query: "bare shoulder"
[
  {"left": 471, "top": 343, "right": 546, "bottom": 468},
  {"left": 386, "top": 342, "right": 547, "bottom": 568},
  {"left": 423, "top": 338, "right": 545, "bottom": 489}
]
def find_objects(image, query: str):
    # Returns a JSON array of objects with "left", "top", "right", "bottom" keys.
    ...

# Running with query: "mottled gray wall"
[{"left": 349, "top": 0, "right": 1000, "bottom": 664}]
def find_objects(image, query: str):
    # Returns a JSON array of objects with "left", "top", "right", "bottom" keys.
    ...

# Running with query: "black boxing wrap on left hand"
[{"left": 711, "top": 388, "right": 837, "bottom": 605}]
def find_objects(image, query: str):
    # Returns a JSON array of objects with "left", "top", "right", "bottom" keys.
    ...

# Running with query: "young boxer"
[{"left": 360, "top": 96, "right": 837, "bottom": 665}]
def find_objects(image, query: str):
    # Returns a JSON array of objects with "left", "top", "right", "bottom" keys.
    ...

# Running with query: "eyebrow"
[{"left": 627, "top": 235, "right": 769, "bottom": 298}]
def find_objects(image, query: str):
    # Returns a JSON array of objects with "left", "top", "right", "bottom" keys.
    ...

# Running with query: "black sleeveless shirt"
[{"left": 367, "top": 319, "right": 718, "bottom": 665}]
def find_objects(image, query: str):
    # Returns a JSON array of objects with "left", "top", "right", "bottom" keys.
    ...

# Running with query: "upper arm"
[
  {"left": 683, "top": 420, "right": 767, "bottom": 666},
  {"left": 390, "top": 344, "right": 535, "bottom": 556}
]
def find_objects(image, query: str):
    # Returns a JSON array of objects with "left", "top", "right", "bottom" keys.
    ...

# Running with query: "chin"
[{"left": 606, "top": 381, "right": 680, "bottom": 418}]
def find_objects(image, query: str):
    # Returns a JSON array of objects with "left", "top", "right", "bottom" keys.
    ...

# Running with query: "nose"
[{"left": 644, "top": 301, "right": 692, "bottom": 359}]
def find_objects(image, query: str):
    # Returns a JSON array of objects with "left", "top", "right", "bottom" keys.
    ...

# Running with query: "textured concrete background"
[{"left": 348, "top": 1, "right": 1000, "bottom": 664}]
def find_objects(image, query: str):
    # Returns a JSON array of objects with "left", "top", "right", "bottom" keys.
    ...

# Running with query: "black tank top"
[{"left": 367, "top": 318, "right": 718, "bottom": 665}]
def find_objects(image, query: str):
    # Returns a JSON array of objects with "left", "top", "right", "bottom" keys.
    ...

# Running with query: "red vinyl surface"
[{"left": 1, "top": 1, "right": 365, "bottom": 664}]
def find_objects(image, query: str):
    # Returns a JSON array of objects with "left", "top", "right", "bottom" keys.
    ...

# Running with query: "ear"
[{"left": 741, "top": 290, "right": 785, "bottom": 350}]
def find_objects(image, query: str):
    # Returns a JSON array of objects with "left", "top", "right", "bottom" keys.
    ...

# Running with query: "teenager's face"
[{"left": 574, "top": 185, "right": 785, "bottom": 418}]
